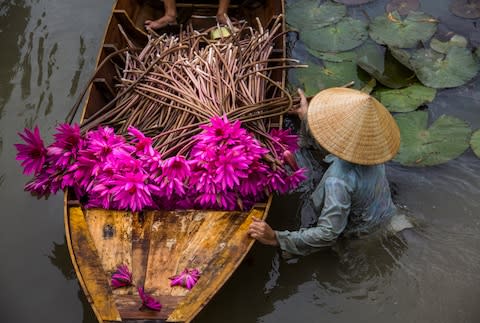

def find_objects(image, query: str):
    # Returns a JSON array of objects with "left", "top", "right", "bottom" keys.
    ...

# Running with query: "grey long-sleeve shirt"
[{"left": 275, "top": 155, "right": 397, "bottom": 256}]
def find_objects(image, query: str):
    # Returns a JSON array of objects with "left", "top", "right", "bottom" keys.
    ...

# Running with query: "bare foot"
[{"left": 144, "top": 14, "right": 177, "bottom": 30}]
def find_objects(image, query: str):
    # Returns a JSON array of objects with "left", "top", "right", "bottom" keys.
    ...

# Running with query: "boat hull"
[{"left": 65, "top": 0, "right": 285, "bottom": 322}]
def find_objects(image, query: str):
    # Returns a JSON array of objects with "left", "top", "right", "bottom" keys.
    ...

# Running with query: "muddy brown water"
[{"left": 1, "top": 0, "right": 479, "bottom": 322}]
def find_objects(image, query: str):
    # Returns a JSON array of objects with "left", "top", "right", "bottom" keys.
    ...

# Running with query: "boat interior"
[{"left": 81, "top": 0, "right": 285, "bottom": 125}]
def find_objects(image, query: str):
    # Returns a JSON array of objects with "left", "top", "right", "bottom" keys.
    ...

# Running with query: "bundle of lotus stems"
[{"left": 80, "top": 15, "right": 301, "bottom": 160}]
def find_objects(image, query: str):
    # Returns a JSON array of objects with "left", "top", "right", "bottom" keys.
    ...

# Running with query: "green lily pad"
[
  {"left": 450, "top": 0, "right": 480, "bottom": 19},
  {"left": 394, "top": 111, "right": 471, "bottom": 166},
  {"left": 356, "top": 40, "right": 416, "bottom": 88},
  {"left": 430, "top": 34, "right": 468, "bottom": 54},
  {"left": 471, "top": 129, "right": 480, "bottom": 158},
  {"left": 302, "top": 17, "right": 368, "bottom": 52},
  {"left": 287, "top": 0, "right": 346, "bottom": 30},
  {"left": 386, "top": 0, "right": 420, "bottom": 15},
  {"left": 290, "top": 59, "right": 363, "bottom": 96},
  {"left": 389, "top": 47, "right": 415, "bottom": 70},
  {"left": 410, "top": 47, "right": 480, "bottom": 88},
  {"left": 374, "top": 83, "right": 436, "bottom": 112},
  {"left": 333, "top": 0, "right": 375, "bottom": 4},
  {"left": 306, "top": 48, "right": 357, "bottom": 62},
  {"left": 369, "top": 11, "right": 437, "bottom": 48}
]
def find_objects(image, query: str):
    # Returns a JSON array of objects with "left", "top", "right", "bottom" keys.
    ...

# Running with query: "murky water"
[{"left": 1, "top": 0, "right": 479, "bottom": 322}]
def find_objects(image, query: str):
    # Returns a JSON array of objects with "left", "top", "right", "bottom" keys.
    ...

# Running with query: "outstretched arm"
[{"left": 249, "top": 177, "right": 351, "bottom": 256}]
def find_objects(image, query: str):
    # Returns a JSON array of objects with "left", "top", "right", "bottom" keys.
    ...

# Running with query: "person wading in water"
[{"left": 248, "top": 87, "right": 414, "bottom": 256}]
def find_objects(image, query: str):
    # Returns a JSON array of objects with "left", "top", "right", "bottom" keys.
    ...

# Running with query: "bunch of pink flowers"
[{"left": 15, "top": 116, "right": 306, "bottom": 212}]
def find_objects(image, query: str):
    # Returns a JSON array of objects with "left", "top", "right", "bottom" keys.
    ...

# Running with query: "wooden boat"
[{"left": 65, "top": 0, "right": 286, "bottom": 322}]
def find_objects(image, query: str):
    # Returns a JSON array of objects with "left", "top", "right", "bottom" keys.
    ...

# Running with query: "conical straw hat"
[{"left": 307, "top": 87, "right": 400, "bottom": 165}]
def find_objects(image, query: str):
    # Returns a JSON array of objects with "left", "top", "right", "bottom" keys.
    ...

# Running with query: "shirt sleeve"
[{"left": 275, "top": 177, "right": 352, "bottom": 256}]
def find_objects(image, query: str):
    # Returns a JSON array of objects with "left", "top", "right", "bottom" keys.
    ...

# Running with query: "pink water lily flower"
[
  {"left": 169, "top": 268, "right": 201, "bottom": 290},
  {"left": 162, "top": 156, "right": 190, "bottom": 180},
  {"left": 111, "top": 264, "right": 133, "bottom": 288},
  {"left": 270, "top": 128, "right": 299, "bottom": 153},
  {"left": 138, "top": 287, "right": 162, "bottom": 311},
  {"left": 109, "top": 172, "right": 154, "bottom": 212},
  {"left": 128, "top": 126, "right": 155, "bottom": 156},
  {"left": 15, "top": 126, "right": 47, "bottom": 175}
]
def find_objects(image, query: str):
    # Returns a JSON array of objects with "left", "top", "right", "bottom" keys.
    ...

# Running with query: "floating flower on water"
[
  {"left": 15, "top": 126, "right": 47, "bottom": 175},
  {"left": 169, "top": 268, "right": 201, "bottom": 290},
  {"left": 111, "top": 264, "right": 132, "bottom": 288},
  {"left": 138, "top": 287, "right": 162, "bottom": 311}
]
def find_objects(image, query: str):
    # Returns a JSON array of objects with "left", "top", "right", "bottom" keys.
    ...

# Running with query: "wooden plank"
[
  {"left": 113, "top": 9, "right": 148, "bottom": 43},
  {"left": 176, "top": 210, "right": 240, "bottom": 297},
  {"left": 93, "top": 78, "right": 116, "bottom": 102},
  {"left": 132, "top": 211, "right": 154, "bottom": 287},
  {"left": 84, "top": 209, "right": 133, "bottom": 275},
  {"left": 168, "top": 208, "right": 265, "bottom": 322},
  {"left": 114, "top": 294, "right": 183, "bottom": 320},
  {"left": 169, "top": 210, "right": 246, "bottom": 298},
  {"left": 144, "top": 211, "right": 203, "bottom": 296},
  {"left": 69, "top": 207, "right": 122, "bottom": 322}
]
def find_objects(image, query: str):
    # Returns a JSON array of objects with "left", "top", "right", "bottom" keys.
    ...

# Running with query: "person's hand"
[
  {"left": 289, "top": 88, "right": 308, "bottom": 120},
  {"left": 248, "top": 217, "right": 279, "bottom": 246}
]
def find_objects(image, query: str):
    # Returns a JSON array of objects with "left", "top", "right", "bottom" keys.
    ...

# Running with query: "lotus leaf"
[
  {"left": 290, "top": 60, "right": 363, "bottom": 96},
  {"left": 394, "top": 111, "right": 471, "bottom": 166},
  {"left": 450, "top": 0, "right": 480, "bottom": 19},
  {"left": 410, "top": 47, "right": 480, "bottom": 88},
  {"left": 389, "top": 47, "right": 414, "bottom": 70},
  {"left": 306, "top": 48, "right": 357, "bottom": 62},
  {"left": 430, "top": 35, "right": 468, "bottom": 54},
  {"left": 302, "top": 17, "right": 368, "bottom": 52},
  {"left": 286, "top": 0, "right": 346, "bottom": 30},
  {"left": 369, "top": 11, "right": 437, "bottom": 48},
  {"left": 374, "top": 83, "right": 436, "bottom": 112},
  {"left": 356, "top": 41, "right": 416, "bottom": 88},
  {"left": 470, "top": 129, "right": 480, "bottom": 158},
  {"left": 333, "top": 0, "right": 375, "bottom": 4},
  {"left": 385, "top": 0, "right": 420, "bottom": 16}
]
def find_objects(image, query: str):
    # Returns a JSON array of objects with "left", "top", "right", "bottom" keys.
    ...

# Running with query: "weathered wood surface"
[
  {"left": 68, "top": 205, "right": 268, "bottom": 322},
  {"left": 69, "top": 207, "right": 122, "bottom": 322},
  {"left": 168, "top": 208, "right": 266, "bottom": 322},
  {"left": 132, "top": 212, "right": 155, "bottom": 287},
  {"left": 85, "top": 209, "right": 133, "bottom": 274},
  {"left": 114, "top": 294, "right": 182, "bottom": 320}
]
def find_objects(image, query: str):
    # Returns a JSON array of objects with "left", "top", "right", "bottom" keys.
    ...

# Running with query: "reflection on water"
[
  {"left": 48, "top": 239, "right": 97, "bottom": 323},
  {"left": 0, "top": 1, "right": 30, "bottom": 118},
  {"left": 1, "top": 0, "right": 480, "bottom": 322},
  {"left": 48, "top": 239, "right": 76, "bottom": 280}
]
